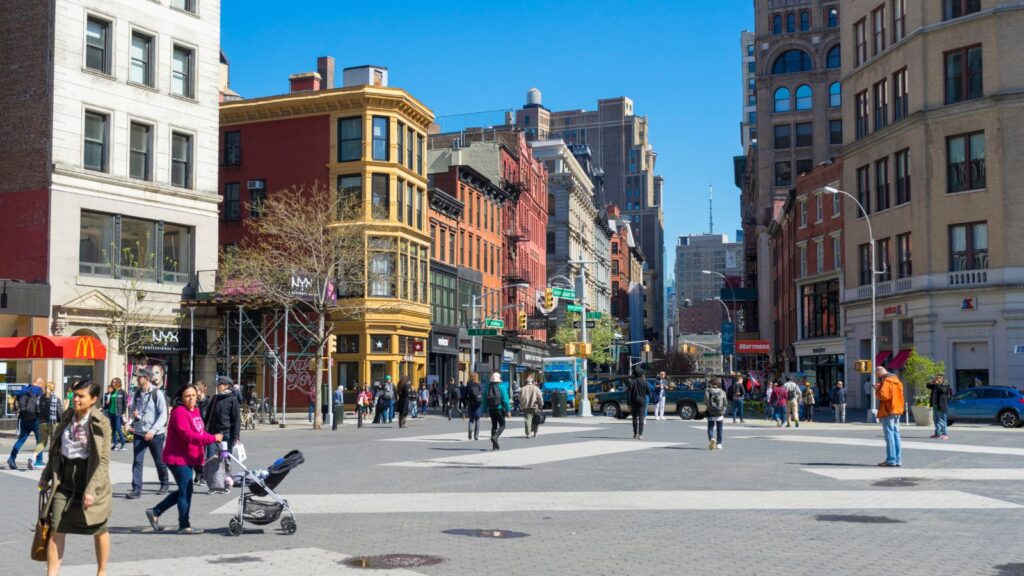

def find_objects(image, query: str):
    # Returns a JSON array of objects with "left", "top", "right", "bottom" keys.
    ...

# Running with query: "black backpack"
[
  {"left": 486, "top": 382, "right": 502, "bottom": 407},
  {"left": 467, "top": 383, "right": 483, "bottom": 404},
  {"left": 17, "top": 390, "right": 40, "bottom": 420}
]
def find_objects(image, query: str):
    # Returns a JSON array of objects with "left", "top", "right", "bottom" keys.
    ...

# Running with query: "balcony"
[{"left": 948, "top": 270, "right": 988, "bottom": 287}]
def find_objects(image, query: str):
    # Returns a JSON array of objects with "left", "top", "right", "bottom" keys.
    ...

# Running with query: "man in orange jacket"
[{"left": 875, "top": 366, "right": 905, "bottom": 467}]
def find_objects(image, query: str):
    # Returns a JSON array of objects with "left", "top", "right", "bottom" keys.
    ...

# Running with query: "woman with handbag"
[{"left": 36, "top": 378, "right": 112, "bottom": 576}]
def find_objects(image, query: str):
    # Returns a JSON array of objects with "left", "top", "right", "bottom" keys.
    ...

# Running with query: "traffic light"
[
  {"left": 327, "top": 333, "right": 337, "bottom": 357},
  {"left": 578, "top": 342, "right": 592, "bottom": 357},
  {"left": 643, "top": 342, "right": 651, "bottom": 353},
  {"left": 544, "top": 287, "right": 554, "bottom": 309},
  {"left": 518, "top": 311, "right": 528, "bottom": 331},
  {"left": 564, "top": 342, "right": 577, "bottom": 356},
  {"left": 854, "top": 360, "right": 872, "bottom": 373}
]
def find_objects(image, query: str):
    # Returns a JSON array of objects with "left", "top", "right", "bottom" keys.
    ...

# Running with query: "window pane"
[
  {"left": 84, "top": 112, "right": 107, "bottom": 171},
  {"left": 947, "top": 136, "right": 966, "bottom": 192},
  {"left": 85, "top": 18, "right": 108, "bottom": 73},
  {"left": 795, "top": 123, "right": 812, "bottom": 147},
  {"left": 795, "top": 85, "right": 812, "bottom": 110},
  {"left": 339, "top": 117, "right": 362, "bottom": 162},
  {"left": 371, "top": 174, "right": 389, "bottom": 219},
  {"left": 130, "top": 34, "right": 151, "bottom": 85},
  {"left": 827, "top": 45, "right": 840, "bottom": 68},
  {"left": 970, "top": 132, "right": 986, "bottom": 189},
  {"left": 945, "top": 51, "right": 962, "bottom": 103},
  {"left": 774, "top": 87, "right": 791, "bottom": 112},
  {"left": 171, "top": 132, "right": 192, "bottom": 188},
  {"left": 162, "top": 224, "right": 192, "bottom": 283},
  {"left": 372, "top": 116, "right": 388, "bottom": 161},
  {"left": 949, "top": 225, "right": 966, "bottom": 270},
  {"left": 79, "top": 211, "right": 113, "bottom": 275},
  {"left": 172, "top": 47, "right": 192, "bottom": 97},
  {"left": 337, "top": 175, "right": 361, "bottom": 217},
  {"left": 773, "top": 124, "right": 790, "bottom": 149},
  {"left": 829, "top": 82, "right": 841, "bottom": 107},
  {"left": 129, "top": 122, "right": 151, "bottom": 180},
  {"left": 120, "top": 217, "right": 156, "bottom": 278},
  {"left": 775, "top": 161, "right": 791, "bottom": 186},
  {"left": 967, "top": 47, "right": 983, "bottom": 100}
]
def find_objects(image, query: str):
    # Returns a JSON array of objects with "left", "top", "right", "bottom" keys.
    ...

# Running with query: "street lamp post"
[
  {"left": 465, "top": 283, "right": 529, "bottom": 375},
  {"left": 707, "top": 297, "right": 733, "bottom": 373},
  {"left": 568, "top": 259, "right": 598, "bottom": 418},
  {"left": 825, "top": 185, "right": 879, "bottom": 423},
  {"left": 702, "top": 270, "right": 736, "bottom": 373}
]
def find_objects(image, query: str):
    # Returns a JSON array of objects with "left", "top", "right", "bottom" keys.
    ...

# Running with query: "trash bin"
[{"left": 551, "top": 390, "right": 567, "bottom": 417}]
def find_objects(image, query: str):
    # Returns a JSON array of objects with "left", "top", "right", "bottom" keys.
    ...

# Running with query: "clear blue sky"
[{"left": 222, "top": 0, "right": 755, "bottom": 286}]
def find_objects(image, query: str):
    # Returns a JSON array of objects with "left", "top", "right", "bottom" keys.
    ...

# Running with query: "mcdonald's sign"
[
  {"left": 24, "top": 336, "right": 46, "bottom": 358},
  {"left": 0, "top": 335, "right": 106, "bottom": 361},
  {"left": 74, "top": 337, "right": 97, "bottom": 359}
]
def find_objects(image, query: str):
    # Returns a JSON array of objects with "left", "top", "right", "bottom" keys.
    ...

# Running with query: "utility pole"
[{"left": 569, "top": 259, "right": 597, "bottom": 417}]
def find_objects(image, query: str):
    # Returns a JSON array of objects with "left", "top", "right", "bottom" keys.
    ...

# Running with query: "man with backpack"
[
  {"left": 7, "top": 377, "right": 44, "bottom": 470},
  {"left": 483, "top": 372, "right": 510, "bottom": 450},
  {"left": 465, "top": 373, "right": 484, "bottom": 440},
  {"left": 705, "top": 378, "right": 728, "bottom": 450},
  {"left": 126, "top": 368, "right": 170, "bottom": 499},
  {"left": 447, "top": 378, "right": 461, "bottom": 420},
  {"left": 783, "top": 377, "right": 801, "bottom": 428}
]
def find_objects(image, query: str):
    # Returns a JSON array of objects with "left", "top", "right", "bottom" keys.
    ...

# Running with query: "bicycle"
[{"left": 240, "top": 404, "right": 256, "bottom": 431}]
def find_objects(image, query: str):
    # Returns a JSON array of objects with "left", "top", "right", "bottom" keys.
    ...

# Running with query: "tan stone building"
[{"left": 839, "top": 1, "right": 1024, "bottom": 395}]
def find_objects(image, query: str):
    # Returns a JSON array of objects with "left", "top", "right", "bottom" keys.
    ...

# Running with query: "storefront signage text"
[
  {"left": 736, "top": 340, "right": 771, "bottom": 355},
  {"left": 882, "top": 304, "right": 906, "bottom": 318}
]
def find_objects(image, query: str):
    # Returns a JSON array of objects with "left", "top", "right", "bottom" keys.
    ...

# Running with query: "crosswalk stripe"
[
  {"left": 209, "top": 490, "right": 1020, "bottom": 515},
  {"left": 382, "top": 426, "right": 601, "bottom": 443},
  {"left": 0, "top": 460, "right": 158, "bottom": 486},
  {"left": 738, "top": 434, "right": 1024, "bottom": 457},
  {"left": 380, "top": 439, "right": 680, "bottom": 468},
  {"left": 803, "top": 467, "right": 1024, "bottom": 481}
]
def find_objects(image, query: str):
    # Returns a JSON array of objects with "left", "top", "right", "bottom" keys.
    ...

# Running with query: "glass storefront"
[{"left": 798, "top": 353, "right": 845, "bottom": 404}]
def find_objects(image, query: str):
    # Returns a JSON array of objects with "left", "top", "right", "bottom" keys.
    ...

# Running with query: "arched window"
[
  {"left": 827, "top": 7, "right": 839, "bottom": 28},
  {"left": 827, "top": 45, "right": 841, "bottom": 68},
  {"left": 829, "top": 82, "right": 841, "bottom": 107},
  {"left": 773, "top": 15, "right": 782, "bottom": 34},
  {"left": 800, "top": 11, "right": 810, "bottom": 31},
  {"left": 774, "top": 87, "right": 792, "bottom": 112},
  {"left": 548, "top": 193, "right": 555, "bottom": 216},
  {"left": 787, "top": 13, "right": 796, "bottom": 32},
  {"left": 772, "top": 49, "right": 813, "bottom": 74},
  {"left": 796, "top": 85, "right": 813, "bottom": 110}
]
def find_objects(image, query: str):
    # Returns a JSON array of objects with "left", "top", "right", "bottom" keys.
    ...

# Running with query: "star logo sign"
[{"left": 375, "top": 338, "right": 385, "bottom": 350}]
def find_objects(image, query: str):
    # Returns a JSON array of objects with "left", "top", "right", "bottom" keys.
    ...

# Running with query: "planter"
[{"left": 910, "top": 405, "right": 933, "bottom": 427}]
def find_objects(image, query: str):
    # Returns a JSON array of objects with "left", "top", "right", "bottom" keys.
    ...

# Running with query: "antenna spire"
[{"left": 709, "top": 184, "right": 714, "bottom": 234}]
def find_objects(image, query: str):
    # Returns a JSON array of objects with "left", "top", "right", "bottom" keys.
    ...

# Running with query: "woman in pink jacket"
[{"left": 145, "top": 384, "right": 221, "bottom": 534}]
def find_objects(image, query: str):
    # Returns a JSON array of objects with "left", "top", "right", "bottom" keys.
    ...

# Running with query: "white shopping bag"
[{"left": 231, "top": 442, "right": 247, "bottom": 463}]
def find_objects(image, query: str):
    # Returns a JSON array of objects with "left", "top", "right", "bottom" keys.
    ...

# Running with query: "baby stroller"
[{"left": 225, "top": 449, "right": 304, "bottom": 536}]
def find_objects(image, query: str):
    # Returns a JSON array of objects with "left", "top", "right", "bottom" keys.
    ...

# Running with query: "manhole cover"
[
  {"left": 207, "top": 556, "right": 262, "bottom": 564},
  {"left": 443, "top": 528, "right": 529, "bottom": 539},
  {"left": 341, "top": 554, "right": 444, "bottom": 569},
  {"left": 816, "top": 514, "right": 906, "bottom": 524},
  {"left": 872, "top": 477, "right": 921, "bottom": 487},
  {"left": 993, "top": 563, "right": 1024, "bottom": 576}
]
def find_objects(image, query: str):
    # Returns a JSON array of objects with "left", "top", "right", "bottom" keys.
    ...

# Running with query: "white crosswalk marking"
[
  {"left": 740, "top": 434, "right": 1024, "bottom": 457},
  {"left": 209, "top": 490, "right": 1020, "bottom": 515},
  {"left": 382, "top": 426, "right": 601, "bottom": 443},
  {"left": 0, "top": 459, "right": 158, "bottom": 486},
  {"left": 380, "top": 439, "right": 679, "bottom": 468},
  {"left": 803, "top": 467, "right": 1024, "bottom": 481}
]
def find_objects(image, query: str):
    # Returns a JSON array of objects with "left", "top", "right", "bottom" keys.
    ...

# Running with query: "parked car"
[
  {"left": 591, "top": 374, "right": 742, "bottom": 420},
  {"left": 947, "top": 386, "right": 1024, "bottom": 428}
]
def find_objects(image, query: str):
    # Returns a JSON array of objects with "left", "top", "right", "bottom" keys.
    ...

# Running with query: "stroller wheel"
[
  {"left": 280, "top": 517, "right": 297, "bottom": 535},
  {"left": 228, "top": 518, "right": 244, "bottom": 536}
]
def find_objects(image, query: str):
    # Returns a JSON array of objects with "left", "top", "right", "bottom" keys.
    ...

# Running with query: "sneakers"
[
  {"left": 716, "top": 444, "right": 723, "bottom": 450},
  {"left": 709, "top": 438, "right": 717, "bottom": 450},
  {"left": 208, "top": 488, "right": 230, "bottom": 495},
  {"left": 930, "top": 434, "right": 940, "bottom": 438},
  {"left": 146, "top": 509, "right": 161, "bottom": 531},
  {"left": 940, "top": 435, "right": 949, "bottom": 440},
  {"left": 157, "top": 484, "right": 170, "bottom": 495},
  {"left": 7, "top": 458, "right": 17, "bottom": 471},
  {"left": 795, "top": 422, "right": 800, "bottom": 428},
  {"left": 125, "top": 491, "right": 141, "bottom": 500},
  {"left": 26, "top": 459, "right": 35, "bottom": 471},
  {"left": 177, "top": 527, "right": 203, "bottom": 535},
  {"left": 637, "top": 435, "right": 643, "bottom": 440},
  {"left": 785, "top": 423, "right": 791, "bottom": 428}
]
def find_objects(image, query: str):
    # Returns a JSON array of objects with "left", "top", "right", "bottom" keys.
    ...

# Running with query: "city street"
[{"left": 2, "top": 410, "right": 1022, "bottom": 575}]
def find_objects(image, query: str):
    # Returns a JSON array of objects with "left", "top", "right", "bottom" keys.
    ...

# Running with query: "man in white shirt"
[{"left": 783, "top": 378, "right": 801, "bottom": 428}]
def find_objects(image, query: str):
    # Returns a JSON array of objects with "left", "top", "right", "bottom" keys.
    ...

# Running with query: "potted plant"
[{"left": 901, "top": 349, "right": 946, "bottom": 427}]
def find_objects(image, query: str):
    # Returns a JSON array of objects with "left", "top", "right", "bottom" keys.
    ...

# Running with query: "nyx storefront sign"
[{"left": 138, "top": 328, "right": 207, "bottom": 355}]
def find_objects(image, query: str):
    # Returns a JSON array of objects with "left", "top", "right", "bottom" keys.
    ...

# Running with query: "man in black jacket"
[
  {"left": 728, "top": 377, "right": 746, "bottom": 424},
  {"left": 627, "top": 366, "right": 650, "bottom": 440},
  {"left": 926, "top": 375, "right": 952, "bottom": 440}
]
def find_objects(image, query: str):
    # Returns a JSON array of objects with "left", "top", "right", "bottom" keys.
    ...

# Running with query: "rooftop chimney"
[
  {"left": 289, "top": 72, "right": 321, "bottom": 93},
  {"left": 317, "top": 56, "right": 335, "bottom": 90},
  {"left": 342, "top": 65, "right": 388, "bottom": 88}
]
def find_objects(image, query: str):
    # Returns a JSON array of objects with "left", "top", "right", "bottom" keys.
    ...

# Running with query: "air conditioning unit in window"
[{"left": 247, "top": 180, "right": 265, "bottom": 190}]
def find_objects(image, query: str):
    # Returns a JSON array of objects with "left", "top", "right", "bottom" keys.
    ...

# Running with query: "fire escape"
[{"left": 502, "top": 175, "right": 531, "bottom": 333}]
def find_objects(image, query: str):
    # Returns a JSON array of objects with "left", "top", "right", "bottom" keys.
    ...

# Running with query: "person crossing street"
[
  {"left": 483, "top": 372, "right": 510, "bottom": 450},
  {"left": 520, "top": 376, "right": 543, "bottom": 438}
]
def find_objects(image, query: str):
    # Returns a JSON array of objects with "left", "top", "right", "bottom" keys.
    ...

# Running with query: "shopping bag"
[
  {"left": 203, "top": 454, "right": 227, "bottom": 491},
  {"left": 31, "top": 491, "right": 49, "bottom": 562},
  {"left": 231, "top": 442, "right": 246, "bottom": 463}
]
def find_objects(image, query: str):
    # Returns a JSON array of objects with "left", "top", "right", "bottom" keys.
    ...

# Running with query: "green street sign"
[
  {"left": 566, "top": 304, "right": 583, "bottom": 313},
  {"left": 702, "top": 352, "right": 719, "bottom": 358},
  {"left": 484, "top": 318, "right": 504, "bottom": 328},
  {"left": 586, "top": 311, "right": 602, "bottom": 320},
  {"left": 552, "top": 287, "right": 576, "bottom": 299},
  {"left": 468, "top": 328, "right": 499, "bottom": 336}
]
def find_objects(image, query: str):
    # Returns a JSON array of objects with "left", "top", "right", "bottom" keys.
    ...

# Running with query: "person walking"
[
  {"left": 520, "top": 376, "right": 543, "bottom": 438},
  {"left": 101, "top": 378, "right": 127, "bottom": 453},
  {"left": 332, "top": 383, "right": 345, "bottom": 428},
  {"left": 7, "top": 376, "right": 44, "bottom": 470},
  {"left": 38, "top": 378, "right": 112, "bottom": 576},
  {"left": 465, "top": 373, "right": 483, "bottom": 440},
  {"left": 439, "top": 378, "right": 451, "bottom": 417},
  {"left": 875, "top": 366, "right": 905, "bottom": 467},
  {"left": 126, "top": 368, "right": 170, "bottom": 499},
  {"left": 653, "top": 371, "right": 669, "bottom": 421},
  {"left": 832, "top": 381, "right": 848, "bottom": 423},
  {"left": 204, "top": 376, "right": 241, "bottom": 493},
  {"left": 306, "top": 386, "right": 317, "bottom": 423},
  {"left": 783, "top": 377, "right": 800, "bottom": 428},
  {"left": 926, "top": 375, "right": 952, "bottom": 440},
  {"left": 396, "top": 376, "right": 412, "bottom": 428},
  {"left": 419, "top": 383, "right": 430, "bottom": 416},
  {"left": 383, "top": 376, "right": 396, "bottom": 423},
  {"left": 483, "top": 372, "right": 510, "bottom": 450},
  {"left": 772, "top": 381, "right": 788, "bottom": 427},
  {"left": 33, "top": 382, "right": 65, "bottom": 468},
  {"left": 802, "top": 383, "right": 816, "bottom": 422},
  {"left": 705, "top": 378, "right": 728, "bottom": 450},
  {"left": 626, "top": 366, "right": 650, "bottom": 440},
  {"left": 145, "top": 384, "right": 222, "bottom": 534},
  {"left": 728, "top": 376, "right": 746, "bottom": 424},
  {"left": 356, "top": 384, "right": 372, "bottom": 428},
  {"left": 511, "top": 377, "right": 522, "bottom": 417},
  {"left": 447, "top": 379, "right": 462, "bottom": 420},
  {"left": 764, "top": 380, "right": 774, "bottom": 421}
]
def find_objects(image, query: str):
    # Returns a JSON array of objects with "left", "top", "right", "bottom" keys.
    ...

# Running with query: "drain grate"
[
  {"left": 872, "top": 477, "right": 921, "bottom": 487},
  {"left": 340, "top": 554, "right": 444, "bottom": 570},
  {"left": 816, "top": 514, "right": 906, "bottom": 524},
  {"left": 443, "top": 528, "right": 529, "bottom": 539},
  {"left": 993, "top": 563, "right": 1024, "bottom": 576},
  {"left": 207, "top": 556, "right": 262, "bottom": 564}
]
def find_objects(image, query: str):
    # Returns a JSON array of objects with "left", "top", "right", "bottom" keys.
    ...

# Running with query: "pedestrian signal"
[
  {"left": 854, "top": 360, "right": 872, "bottom": 373},
  {"left": 544, "top": 287, "right": 554, "bottom": 309}
]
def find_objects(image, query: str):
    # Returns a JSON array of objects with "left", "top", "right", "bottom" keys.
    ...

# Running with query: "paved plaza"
[{"left": 2, "top": 411, "right": 1022, "bottom": 576}]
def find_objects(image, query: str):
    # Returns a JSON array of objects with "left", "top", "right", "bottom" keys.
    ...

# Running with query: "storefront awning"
[
  {"left": 875, "top": 350, "right": 892, "bottom": 368},
  {"left": 0, "top": 335, "right": 106, "bottom": 361},
  {"left": 887, "top": 349, "right": 912, "bottom": 371}
]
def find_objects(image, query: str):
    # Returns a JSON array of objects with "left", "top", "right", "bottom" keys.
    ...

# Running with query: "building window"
[
  {"left": 120, "top": 216, "right": 156, "bottom": 278},
  {"left": 877, "top": 237, "right": 891, "bottom": 281},
  {"left": 856, "top": 165, "right": 871, "bottom": 217},
  {"left": 83, "top": 110, "right": 109, "bottom": 172},
  {"left": 372, "top": 116, "right": 389, "bottom": 161},
  {"left": 129, "top": 32, "right": 154, "bottom": 86},
  {"left": 949, "top": 222, "right": 987, "bottom": 271},
  {"left": 406, "top": 128, "right": 414, "bottom": 169},
  {"left": 895, "top": 149, "right": 910, "bottom": 205},
  {"left": 826, "top": 45, "right": 841, "bottom": 69},
  {"left": 747, "top": 44, "right": 754, "bottom": 56},
  {"left": 832, "top": 190, "right": 841, "bottom": 217},
  {"left": 893, "top": 68, "right": 909, "bottom": 121},
  {"left": 338, "top": 117, "right": 362, "bottom": 162},
  {"left": 833, "top": 235, "right": 842, "bottom": 269},
  {"left": 747, "top": 94, "right": 756, "bottom": 107},
  {"left": 547, "top": 231, "right": 555, "bottom": 254},
  {"left": 129, "top": 122, "right": 152, "bottom": 181},
  {"left": 772, "top": 50, "right": 812, "bottom": 74},
  {"left": 900, "top": 318, "right": 914, "bottom": 346},
  {"left": 249, "top": 183, "right": 266, "bottom": 219},
  {"left": 171, "top": 0, "right": 196, "bottom": 14},
  {"left": 799, "top": 200, "right": 807, "bottom": 228},
  {"left": 800, "top": 11, "right": 810, "bottom": 30},
  {"left": 897, "top": 232, "right": 912, "bottom": 278},
  {"left": 773, "top": 14, "right": 782, "bottom": 34},
  {"left": 854, "top": 19, "right": 867, "bottom": 66},
  {"left": 79, "top": 211, "right": 114, "bottom": 276},
  {"left": 795, "top": 158, "right": 812, "bottom": 177},
  {"left": 774, "top": 87, "right": 791, "bottom": 112},
  {"left": 892, "top": 0, "right": 906, "bottom": 42},
  {"left": 947, "top": 131, "right": 986, "bottom": 193},
  {"left": 855, "top": 90, "right": 870, "bottom": 140},
  {"left": 171, "top": 45, "right": 194, "bottom": 98},
  {"left": 368, "top": 237, "right": 396, "bottom": 297},
  {"left": 747, "top": 61, "right": 756, "bottom": 74},
  {"left": 775, "top": 161, "right": 792, "bottom": 187},
  {"left": 748, "top": 77, "right": 756, "bottom": 92},
  {"left": 162, "top": 223, "right": 192, "bottom": 283},
  {"left": 815, "top": 239, "right": 824, "bottom": 273},
  {"left": 773, "top": 124, "right": 791, "bottom": 149},
  {"left": 337, "top": 174, "right": 362, "bottom": 216},
  {"left": 875, "top": 157, "right": 890, "bottom": 212},
  {"left": 417, "top": 189, "right": 424, "bottom": 229},
  {"left": 944, "top": 45, "right": 983, "bottom": 104},
  {"left": 858, "top": 243, "right": 871, "bottom": 285},
  {"left": 800, "top": 279, "right": 841, "bottom": 339},
  {"left": 873, "top": 79, "right": 889, "bottom": 131},
  {"left": 224, "top": 131, "right": 241, "bottom": 165},
  {"left": 799, "top": 244, "right": 807, "bottom": 277},
  {"left": 747, "top": 111, "right": 756, "bottom": 124},
  {"left": 417, "top": 135, "right": 424, "bottom": 174},
  {"left": 449, "top": 231, "right": 456, "bottom": 263},
  {"left": 829, "top": 119, "right": 843, "bottom": 145},
  {"left": 795, "top": 85, "right": 812, "bottom": 110},
  {"left": 406, "top": 183, "right": 414, "bottom": 225},
  {"left": 85, "top": 16, "right": 111, "bottom": 74},
  {"left": 872, "top": 5, "right": 887, "bottom": 56},
  {"left": 815, "top": 194, "right": 823, "bottom": 223},
  {"left": 223, "top": 183, "right": 240, "bottom": 220},
  {"left": 943, "top": 0, "right": 982, "bottom": 21},
  {"left": 795, "top": 122, "right": 813, "bottom": 147},
  {"left": 371, "top": 174, "right": 389, "bottom": 219},
  {"left": 787, "top": 13, "right": 796, "bottom": 32},
  {"left": 396, "top": 122, "right": 404, "bottom": 165},
  {"left": 171, "top": 132, "right": 192, "bottom": 188},
  {"left": 827, "top": 6, "right": 839, "bottom": 27}
]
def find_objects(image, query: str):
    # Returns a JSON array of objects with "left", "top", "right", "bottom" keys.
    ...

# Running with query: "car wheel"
[
  {"left": 677, "top": 403, "right": 697, "bottom": 420},
  {"left": 998, "top": 410, "right": 1021, "bottom": 429},
  {"left": 602, "top": 402, "right": 622, "bottom": 419}
]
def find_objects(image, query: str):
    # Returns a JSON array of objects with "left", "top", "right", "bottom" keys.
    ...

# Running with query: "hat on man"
[
  {"left": 526, "top": 376, "right": 535, "bottom": 384},
  {"left": 134, "top": 367, "right": 154, "bottom": 380},
  {"left": 216, "top": 375, "right": 234, "bottom": 387},
  {"left": 490, "top": 372, "right": 502, "bottom": 383},
  {"left": 385, "top": 375, "right": 392, "bottom": 381}
]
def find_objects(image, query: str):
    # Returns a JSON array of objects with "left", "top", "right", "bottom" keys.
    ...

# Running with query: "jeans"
[
  {"left": 387, "top": 399, "right": 395, "bottom": 422},
  {"left": 410, "top": 399, "right": 418, "bottom": 418},
  {"left": 630, "top": 402, "right": 647, "bottom": 437},
  {"left": 8, "top": 418, "right": 40, "bottom": 463},
  {"left": 881, "top": 415, "right": 902, "bottom": 465},
  {"left": 803, "top": 403, "right": 814, "bottom": 421},
  {"left": 489, "top": 409, "right": 506, "bottom": 439},
  {"left": 467, "top": 405, "right": 481, "bottom": 439},
  {"left": 774, "top": 405, "right": 786, "bottom": 423},
  {"left": 153, "top": 465, "right": 194, "bottom": 529},
  {"left": 707, "top": 419, "right": 723, "bottom": 444},
  {"left": 132, "top": 434, "right": 169, "bottom": 493},
  {"left": 108, "top": 413, "right": 126, "bottom": 448},
  {"left": 308, "top": 402, "right": 315, "bottom": 422},
  {"left": 654, "top": 397, "right": 666, "bottom": 419},
  {"left": 833, "top": 403, "right": 847, "bottom": 423},
  {"left": 933, "top": 409, "right": 948, "bottom": 436},
  {"left": 731, "top": 398, "right": 745, "bottom": 421}
]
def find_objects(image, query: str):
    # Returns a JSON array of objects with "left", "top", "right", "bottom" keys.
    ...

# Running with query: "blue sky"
[{"left": 222, "top": 0, "right": 755, "bottom": 285}]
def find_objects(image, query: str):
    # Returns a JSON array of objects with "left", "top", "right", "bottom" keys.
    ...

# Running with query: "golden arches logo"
[
  {"left": 75, "top": 338, "right": 96, "bottom": 359},
  {"left": 25, "top": 336, "right": 45, "bottom": 358}
]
